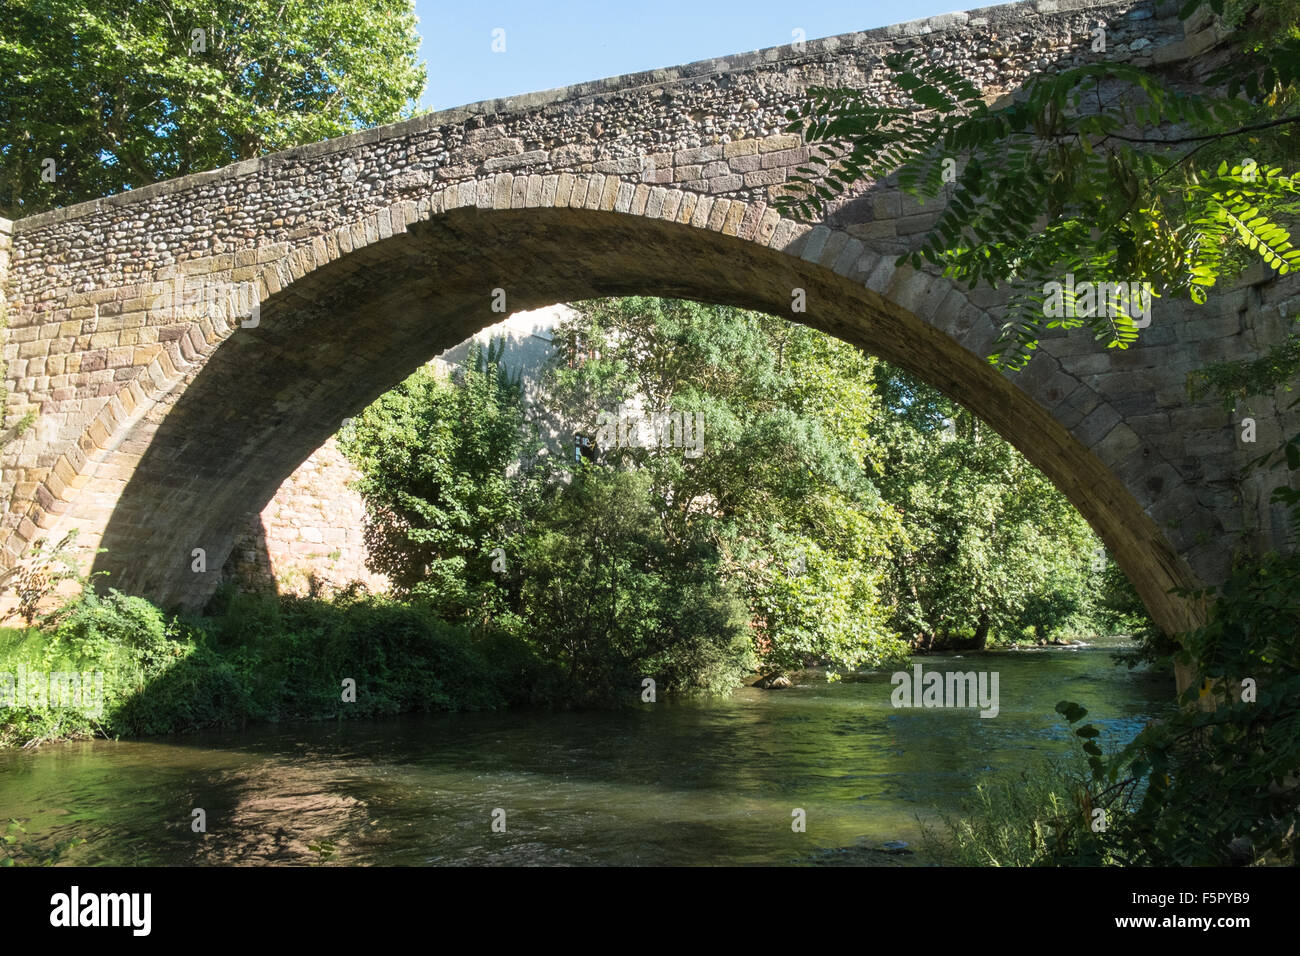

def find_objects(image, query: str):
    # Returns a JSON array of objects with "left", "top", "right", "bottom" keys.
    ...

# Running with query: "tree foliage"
[
  {"left": 344, "top": 300, "right": 1139, "bottom": 699},
  {"left": 0, "top": 0, "right": 426, "bottom": 217},
  {"left": 546, "top": 298, "right": 1122, "bottom": 670},
  {"left": 872, "top": 367, "right": 1113, "bottom": 647},
  {"left": 547, "top": 297, "right": 909, "bottom": 674},
  {"left": 513, "top": 468, "right": 755, "bottom": 703},
  {"left": 777, "top": 0, "right": 1300, "bottom": 369},
  {"left": 340, "top": 341, "right": 532, "bottom": 625}
]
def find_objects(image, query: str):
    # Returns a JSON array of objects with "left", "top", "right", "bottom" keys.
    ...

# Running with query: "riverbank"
[
  {"left": 2, "top": 583, "right": 1157, "bottom": 751},
  {"left": 0, "top": 588, "right": 551, "bottom": 750}
]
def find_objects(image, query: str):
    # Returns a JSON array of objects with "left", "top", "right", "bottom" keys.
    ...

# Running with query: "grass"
[{"left": 918, "top": 750, "right": 1099, "bottom": 866}]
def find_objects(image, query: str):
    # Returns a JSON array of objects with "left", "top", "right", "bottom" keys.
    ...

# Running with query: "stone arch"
[{"left": 21, "top": 175, "right": 1199, "bottom": 635}]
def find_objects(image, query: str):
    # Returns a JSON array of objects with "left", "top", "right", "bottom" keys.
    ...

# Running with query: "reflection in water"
[{"left": 0, "top": 638, "right": 1170, "bottom": 866}]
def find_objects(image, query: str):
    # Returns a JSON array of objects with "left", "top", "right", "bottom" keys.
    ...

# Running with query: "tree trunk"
[{"left": 973, "top": 609, "right": 990, "bottom": 650}]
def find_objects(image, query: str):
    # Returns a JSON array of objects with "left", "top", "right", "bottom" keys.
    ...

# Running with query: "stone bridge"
[{"left": 0, "top": 0, "right": 1296, "bottom": 638}]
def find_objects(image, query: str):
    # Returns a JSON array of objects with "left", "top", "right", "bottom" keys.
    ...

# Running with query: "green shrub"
[
  {"left": 2, "top": 586, "right": 550, "bottom": 748},
  {"left": 514, "top": 468, "right": 756, "bottom": 706}
]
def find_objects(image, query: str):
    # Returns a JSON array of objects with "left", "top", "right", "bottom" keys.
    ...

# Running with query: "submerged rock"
[{"left": 878, "top": 841, "right": 913, "bottom": 855}]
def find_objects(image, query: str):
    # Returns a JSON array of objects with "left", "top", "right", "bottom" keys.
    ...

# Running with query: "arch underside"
[{"left": 91, "top": 206, "right": 1200, "bottom": 635}]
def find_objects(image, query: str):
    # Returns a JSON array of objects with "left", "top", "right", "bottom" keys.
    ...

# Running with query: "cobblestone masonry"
[{"left": 2, "top": 0, "right": 1298, "bottom": 639}]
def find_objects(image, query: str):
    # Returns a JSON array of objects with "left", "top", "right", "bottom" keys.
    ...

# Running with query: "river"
[{"left": 0, "top": 636, "right": 1170, "bottom": 865}]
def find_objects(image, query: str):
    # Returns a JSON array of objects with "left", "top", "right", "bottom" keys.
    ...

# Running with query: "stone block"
[
  {"left": 759, "top": 133, "right": 801, "bottom": 152},
  {"left": 744, "top": 168, "right": 786, "bottom": 188},
  {"left": 631, "top": 184, "right": 650, "bottom": 215},
  {"left": 707, "top": 175, "right": 743, "bottom": 193},
  {"left": 674, "top": 145, "right": 723, "bottom": 165},
  {"left": 721, "top": 200, "right": 746, "bottom": 236},
  {"left": 707, "top": 199, "right": 731, "bottom": 231},
  {"left": 724, "top": 139, "right": 760, "bottom": 158},
  {"left": 761, "top": 147, "right": 809, "bottom": 169}
]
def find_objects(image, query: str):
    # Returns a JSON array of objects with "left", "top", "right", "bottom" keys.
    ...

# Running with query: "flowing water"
[{"left": 0, "top": 636, "right": 1170, "bottom": 865}]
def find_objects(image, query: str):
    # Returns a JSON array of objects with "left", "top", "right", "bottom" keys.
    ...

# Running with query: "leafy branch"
[{"left": 777, "top": 3, "right": 1300, "bottom": 369}]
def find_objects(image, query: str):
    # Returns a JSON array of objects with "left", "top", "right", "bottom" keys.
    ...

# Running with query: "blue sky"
[{"left": 414, "top": 0, "right": 973, "bottom": 111}]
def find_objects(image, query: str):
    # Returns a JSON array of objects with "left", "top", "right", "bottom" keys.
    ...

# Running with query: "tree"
[
  {"left": 341, "top": 341, "right": 533, "bottom": 625},
  {"left": 546, "top": 297, "right": 909, "bottom": 674},
  {"left": 0, "top": 0, "right": 425, "bottom": 218},
  {"left": 513, "top": 467, "right": 755, "bottom": 704},
  {"left": 872, "top": 366, "right": 1114, "bottom": 649},
  {"left": 546, "top": 297, "right": 1120, "bottom": 667}
]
